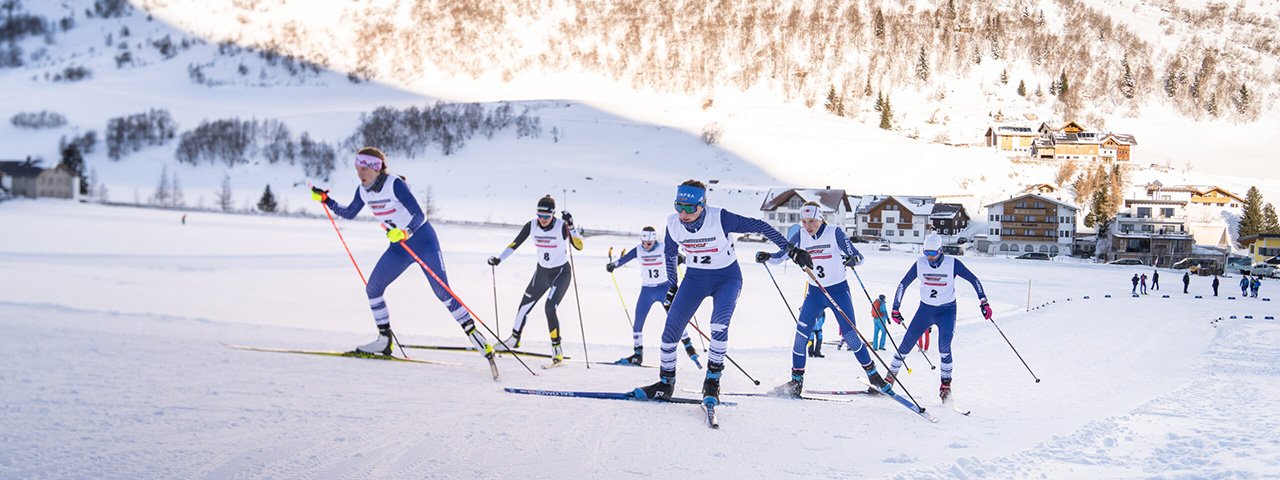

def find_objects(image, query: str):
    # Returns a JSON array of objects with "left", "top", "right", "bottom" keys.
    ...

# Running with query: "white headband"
[{"left": 800, "top": 205, "right": 822, "bottom": 220}]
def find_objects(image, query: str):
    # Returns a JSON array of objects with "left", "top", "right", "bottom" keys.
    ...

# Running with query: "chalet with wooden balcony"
[{"left": 982, "top": 193, "right": 1077, "bottom": 256}]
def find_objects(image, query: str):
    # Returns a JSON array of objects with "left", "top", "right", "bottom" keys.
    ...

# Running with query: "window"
[
  {"left": 1007, "top": 244, "right": 1018, "bottom": 251},
  {"left": 862, "top": 216, "right": 869, "bottom": 222},
  {"left": 1137, "top": 207, "right": 1151, "bottom": 218},
  {"left": 1025, "top": 229, "right": 1034, "bottom": 236},
  {"left": 789, "top": 213, "right": 799, "bottom": 222},
  {"left": 1000, "top": 244, "right": 1009, "bottom": 252},
  {"left": 1142, "top": 225, "right": 1154, "bottom": 233},
  {"left": 886, "top": 217, "right": 895, "bottom": 224},
  {"left": 914, "top": 231, "right": 920, "bottom": 237},
  {"left": 1051, "top": 246, "right": 1060, "bottom": 255},
  {"left": 787, "top": 197, "right": 802, "bottom": 209},
  {"left": 1039, "top": 245, "right": 1049, "bottom": 253},
  {"left": 1161, "top": 208, "right": 1175, "bottom": 218},
  {"left": 1024, "top": 245, "right": 1034, "bottom": 252},
  {"left": 886, "top": 230, "right": 895, "bottom": 236},
  {"left": 768, "top": 212, "right": 775, "bottom": 220},
  {"left": 1035, "top": 202, "right": 1045, "bottom": 208},
  {"left": 1161, "top": 195, "right": 1171, "bottom": 200},
  {"left": 1025, "top": 215, "right": 1037, "bottom": 222}
]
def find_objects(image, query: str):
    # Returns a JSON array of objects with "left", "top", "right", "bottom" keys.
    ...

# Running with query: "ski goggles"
[
  {"left": 537, "top": 212, "right": 554, "bottom": 219},
  {"left": 924, "top": 249, "right": 941, "bottom": 257},
  {"left": 354, "top": 153, "right": 383, "bottom": 171},
  {"left": 674, "top": 202, "right": 699, "bottom": 214},
  {"left": 640, "top": 230, "right": 658, "bottom": 241}
]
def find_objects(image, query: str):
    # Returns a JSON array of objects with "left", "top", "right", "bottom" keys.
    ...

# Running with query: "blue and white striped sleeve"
[{"left": 892, "top": 263, "right": 918, "bottom": 311}]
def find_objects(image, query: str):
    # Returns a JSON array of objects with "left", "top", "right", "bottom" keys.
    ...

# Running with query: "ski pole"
[
  {"left": 763, "top": 262, "right": 912, "bottom": 374},
  {"left": 393, "top": 232, "right": 538, "bottom": 376},
  {"left": 989, "top": 315, "right": 1041, "bottom": 383},
  {"left": 490, "top": 265, "right": 500, "bottom": 333},
  {"left": 677, "top": 312, "right": 760, "bottom": 385},
  {"left": 607, "top": 247, "right": 635, "bottom": 329},
  {"left": 316, "top": 200, "right": 414, "bottom": 360},
  {"left": 801, "top": 266, "right": 926, "bottom": 412},
  {"left": 849, "top": 266, "right": 935, "bottom": 370},
  {"left": 561, "top": 193, "right": 592, "bottom": 368}
]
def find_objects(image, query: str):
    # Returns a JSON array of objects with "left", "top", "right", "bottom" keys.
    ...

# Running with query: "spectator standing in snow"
[
  {"left": 1212, "top": 275, "right": 1220, "bottom": 297},
  {"left": 1131, "top": 273, "right": 1140, "bottom": 294}
]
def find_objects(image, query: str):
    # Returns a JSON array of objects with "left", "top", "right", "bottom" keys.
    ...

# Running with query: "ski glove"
[
  {"left": 386, "top": 228, "right": 407, "bottom": 243},
  {"left": 788, "top": 246, "right": 814, "bottom": 269},
  {"left": 980, "top": 299, "right": 993, "bottom": 320},
  {"left": 310, "top": 186, "right": 329, "bottom": 202},
  {"left": 843, "top": 254, "right": 864, "bottom": 267},
  {"left": 561, "top": 211, "right": 574, "bottom": 227},
  {"left": 605, "top": 262, "right": 616, "bottom": 273},
  {"left": 891, "top": 310, "right": 905, "bottom": 324},
  {"left": 754, "top": 251, "right": 771, "bottom": 264},
  {"left": 487, "top": 256, "right": 501, "bottom": 266},
  {"left": 663, "top": 284, "right": 679, "bottom": 308}
]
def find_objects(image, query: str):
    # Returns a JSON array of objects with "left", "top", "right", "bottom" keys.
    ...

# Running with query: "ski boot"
[
  {"left": 769, "top": 369, "right": 804, "bottom": 398},
  {"left": 549, "top": 344, "right": 565, "bottom": 366},
  {"left": 492, "top": 332, "right": 521, "bottom": 351},
  {"left": 616, "top": 346, "right": 643, "bottom": 365},
  {"left": 355, "top": 324, "right": 395, "bottom": 355},
  {"left": 634, "top": 370, "right": 675, "bottom": 400},
  {"left": 681, "top": 338, "right": 703, "bottom": 368},
  {"left": 702, "top": 362, "right": 724, "bottom": 406},
  {"left": 940, "top": 378, "right": 952, "bottom": 403},
  {"left": 864, "top": 363, "right": 893, "bottom": 394}
]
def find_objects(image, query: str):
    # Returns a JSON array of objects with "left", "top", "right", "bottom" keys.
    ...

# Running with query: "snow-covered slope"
[{"left": 2, "top": 201, "right": 1277, "bottom": 478}]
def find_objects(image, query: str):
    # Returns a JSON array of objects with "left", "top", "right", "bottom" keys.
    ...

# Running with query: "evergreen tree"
[
  {"left": 1017, "top": 79, "right": 1026, "bottom": 97},
  {"left": 915, "top": 47, "right": 929, "bottom": 82},
  {"left": 878, "top": 96, "right": 893, "bottom": 130},
  {"left": 863, "top": 75, "right": 872, "bottom": 97},
  {"left": 1120, "top": 56, "right": 1136, "bottom": 99},
  {"left": 1058, "top": 70, "right": 1069, "bottom": 97},
  {"left": 1233, "top": 83, "right": 1250, "bottom": 114},
  {"left": 1000, "top": 69, "right": 1008, "bottom": 85},
  {"left": 1263, "top": 203, "right": 1280, "bottom": 234},
  {"left": 59, "top": 143, "right": 88, "bottom": 195},
  {"left": 1239, "top": 186, "right": 1265, "bottom": 239},
  {"left": 874, "top": 91, "right": 884, "bottom": 112},
  {"left": 152, "top": 165, "right": 171, "bottom": 206},
  {"left": 824, "top": 85, "right": 840, "bottom": 115},
  {"left": 1206, "top": 93, "right": 1218, "bottom": 116},
  {"left": 257, "top": 184, "right": 277, "bottom": 213},
  {"left": 873, "top": 9, "right": 886, "bottom": 39},
  {"left": 217, "top": 174, "right": 233, "bottom": 212}
]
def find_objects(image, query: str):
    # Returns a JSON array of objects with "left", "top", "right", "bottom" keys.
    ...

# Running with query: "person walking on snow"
[
  {"left": 871, "top": 294, "right": 890, "bottom": 351},
  {"left": 1152, "top": 270, "right": 1160, "bottom": 290},
  {"left": 1131, "top": 273, "right": 1140, "bottom": 294},
  {"left": 487, "top": 195, "right": 584, "bottom": 365},
  {"left": 605, "top": 226, "right": 700, "bottom": 366},
  {"left": 1212, "top": 275, "right": 1220, "bottom": 297},
  {"left": 887, "top": 233, "right": 991, "bottom": 402},
  {"left": 633, "top": 180, "right": 798, "bottom": 407},
  {"left": 1140, "top": 274, "right": 1149, "bottom": 295},
  {"left": 1252, "top": 276, "right": 1262, "bottom": 298},
  {"left": 1240, "top": 274, "right": 1251, "bottom": 296},
  {"left": 1183, "top": 271, "right": 1191, "bottom": 294},
  {"left": 761, "top": 201, "right": 891, "bottom": 397},
  {"left": 310, "top": 147, "right": 495, "bottom": 363}
]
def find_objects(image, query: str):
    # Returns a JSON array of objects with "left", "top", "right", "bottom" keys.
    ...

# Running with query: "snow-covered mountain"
[{"left": 2, "top": 0, "right": 1278, "bottom": 230}]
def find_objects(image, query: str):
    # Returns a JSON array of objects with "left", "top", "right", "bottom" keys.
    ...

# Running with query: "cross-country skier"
[
  {"left": 633, "top": 180, "right": 799, "bottom": 406},
  {"left": 311, "top": 147, "right": 494, "bottom": 362},
  {"left": 605, "top": 226, "right": 700, "bottom": 366},
  {"left": 761, "top": 201, "right": 891, "bottom": 397},
  {"left": 886, "top": 233, "right": 990, "bottom": 402},
  {"left": 487, "top": 195, "right": 583, "bottom": 365},
  {"left": 871, "top": 294, "right": 890, "bottom": 351}
]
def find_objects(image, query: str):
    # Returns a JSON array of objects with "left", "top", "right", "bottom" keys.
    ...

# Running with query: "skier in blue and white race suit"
[
  {"left": 311, "top": 147, "right": 494, "bottom": 359},
  {"left": 760, "top": 202, "right": 893, "bottom": 397},
  {"left": 487, "top": 195, "right": 584, "bottom": 364},
  {"left": 634, "top": 180, "right": 804, "bottom": 406},
  {"left": 606, "top": 226, "right": 700, "bottom": 366},
  {"left": 887, "top": 233, "right": 992, "bottom": 401}
]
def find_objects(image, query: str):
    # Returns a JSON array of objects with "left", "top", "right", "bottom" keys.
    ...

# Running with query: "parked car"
[
  {"left": 877, "top": 243, "right": 891, "bottom": 252},
  {"left": 1015, "top": 252, "right": 1051, "bottom": 261},
  {"left": 1252, "top": 263, "right": 1278, "bottom": 278},
  {"left": 941, "top": 245, "right": 963, "bottom": 256},
  {"left": 1107, "top": 258, "right": 1145, "bottom": 266},
  {"left": 956, "top": 237, "right": 968, "bottom": 244},
  {"left": 1172, "top": 258, "right": 1224, "bottom": 276}
]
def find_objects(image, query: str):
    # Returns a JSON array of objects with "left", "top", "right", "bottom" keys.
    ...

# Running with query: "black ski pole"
[
  {"left": 763, "top": 262, "right": 912, "bottom": 374},
  {"left": 678, "top": 312, "right": 760, "bottom": 385},
  {"left": 989, "top": 315, "right": 1041, "bottom": 383},
  {"left": 850, "top": 266, "right": 935, "bottom": 370},
  {"left": 562, "top": 190, "right": 591, "bottom": 368},
  {"left": 801, "top": 267, "right": 927, "bottom": 412}
]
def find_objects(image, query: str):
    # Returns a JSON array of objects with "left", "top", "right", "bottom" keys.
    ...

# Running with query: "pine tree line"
[
  {"left": 105, "top": 109, "right": 178, "bottom": 160},
  {"left": 343, "top": 102, "right": 542, "bottom": 158},
  {"left": 174, "top": 118, "right": 336, "bottom": 181}
]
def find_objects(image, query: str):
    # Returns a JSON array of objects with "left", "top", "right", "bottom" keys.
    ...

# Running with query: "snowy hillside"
[
  {"left": 2, "top": 0, "right": 1280, "bottom": 231},
  {"left": 2, "top": 201, "right": 1278, "bottom": 478}
]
